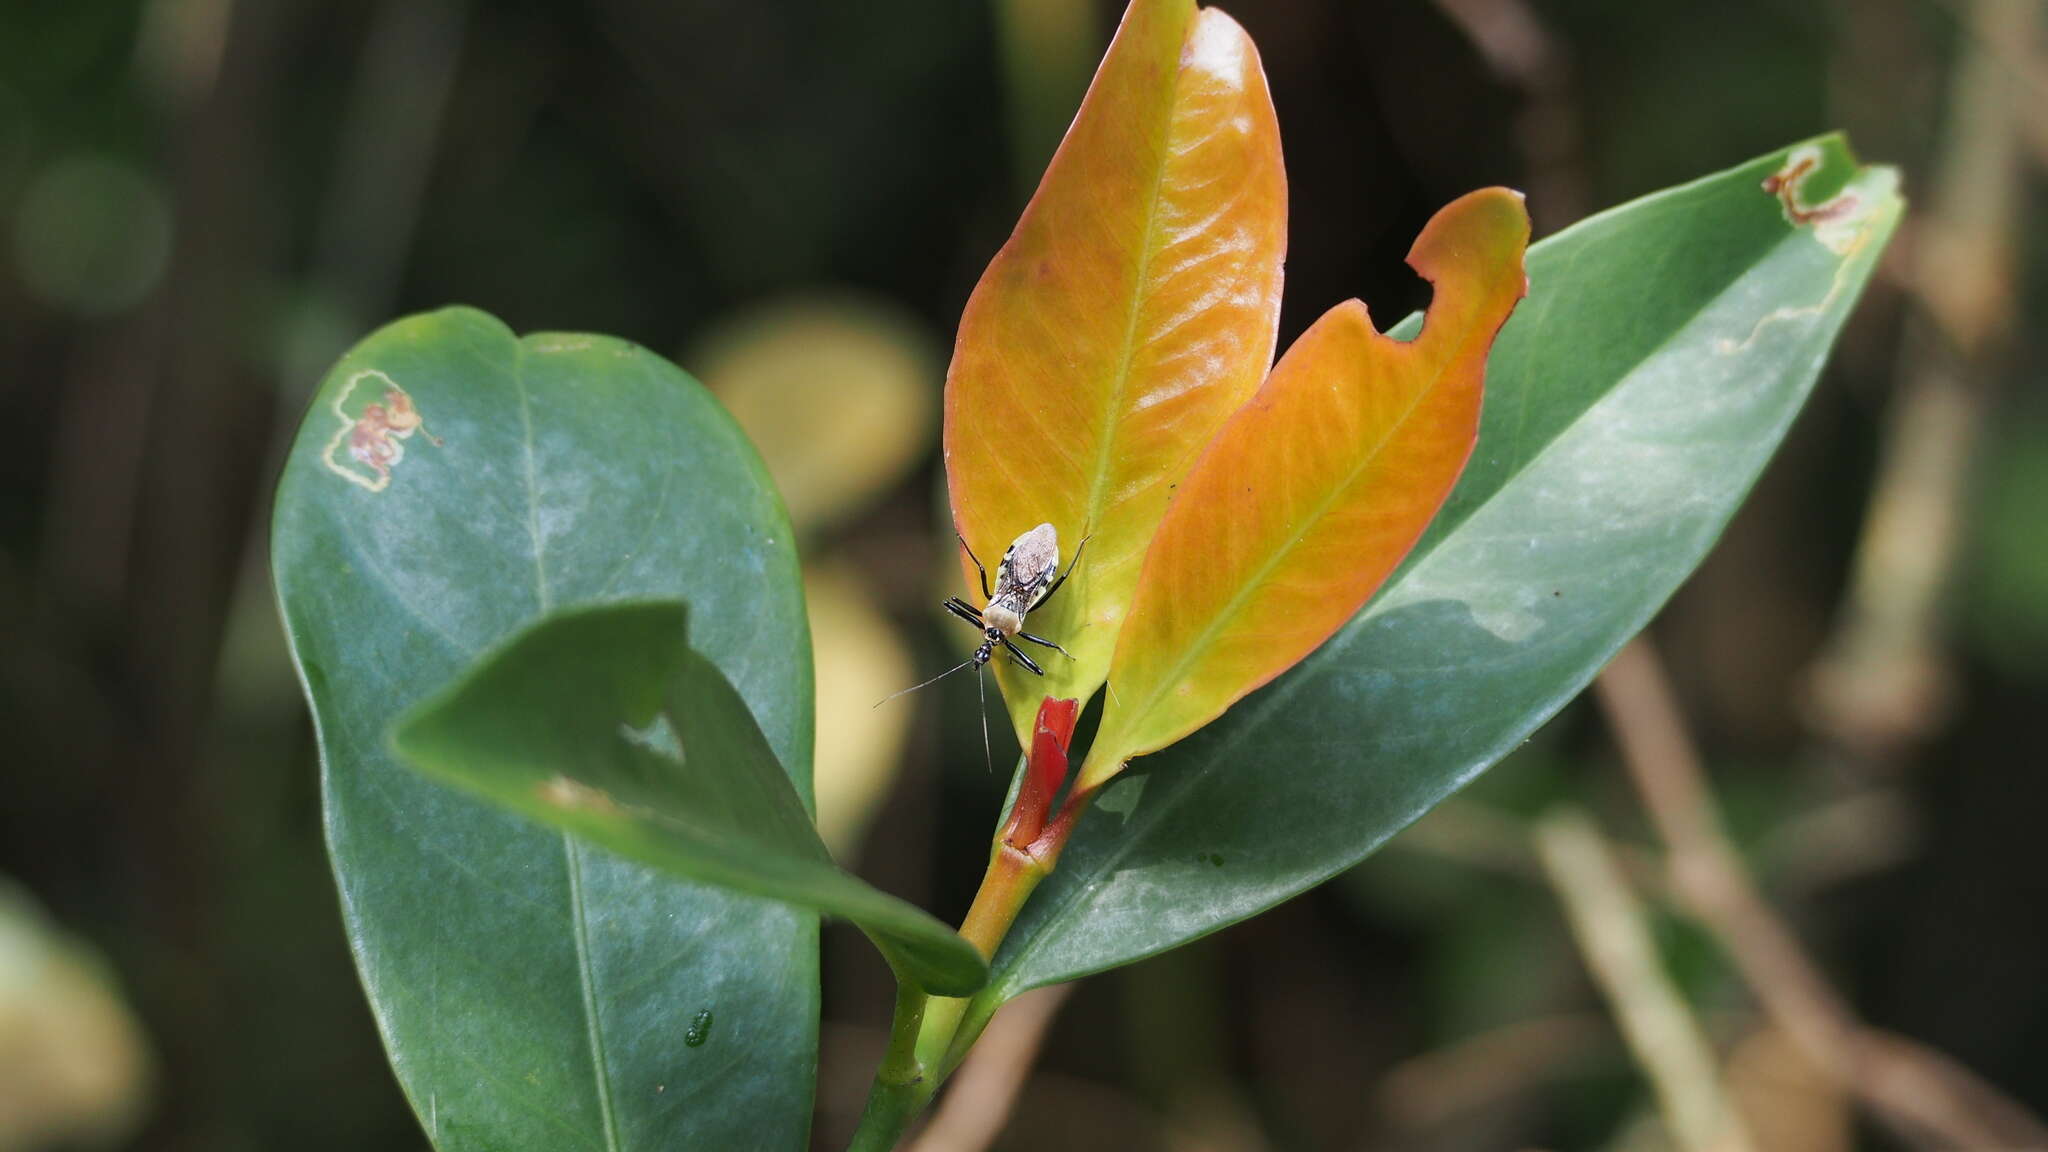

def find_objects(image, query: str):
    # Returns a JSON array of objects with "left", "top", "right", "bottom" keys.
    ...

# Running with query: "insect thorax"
[{"left": 982, "top": 601, "right": 1025, "bottom": 635}]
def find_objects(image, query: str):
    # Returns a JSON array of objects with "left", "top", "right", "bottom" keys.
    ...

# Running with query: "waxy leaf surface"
[
  {"left": 944, "top": 0, "right": 1286, "bottom": 739},
  {"left": 976, "top": 137, "right": 1902, "bottom": 1010},
  {"left": 393, "top": 602, "right": 987, "bottom": 997},
  {"left": 272, "top": 309, "right": 817, "bottom": 1150},
  {"left": 1083, "top": 189, "right": 1529, "bottom": 787}
]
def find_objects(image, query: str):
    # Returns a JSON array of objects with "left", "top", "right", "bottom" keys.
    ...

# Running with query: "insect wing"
[{"left": 996, "top": 523, "right": 1061, "bottom": 608}]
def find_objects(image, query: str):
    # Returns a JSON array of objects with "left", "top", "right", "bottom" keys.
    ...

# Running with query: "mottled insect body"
[
  {"left": 979, "top": 522, "right": 1061, "bottom": 636},
  {"left": 876, "top": 522, "right": 1088, "bottom": 772},
  {"left": 945, "top": 522, "right": 1084, "bottom": 676}
]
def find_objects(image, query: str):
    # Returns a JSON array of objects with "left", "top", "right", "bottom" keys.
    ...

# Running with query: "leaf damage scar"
[
  {"left": 320, "top": 369, "right": 443, "bottom": 492},
  {"left": 1761, "top": 144, "right": 1865, "bottom": 255},
  {"left": 536, "top": 775, "right": 622, "bottom": 815},
  {"left": 1718, "top": 146, "right": 1892, "bottom": 354}
]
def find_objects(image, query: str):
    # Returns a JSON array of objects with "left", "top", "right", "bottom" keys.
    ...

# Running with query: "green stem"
[
  {"left": 938, "top": 986, "right": 1005, "bottom": 1078},
  {"left": 914, "top": 784, "right": 1097, "bottom": 1081},
  {"left": 914, "top": 993, "right": 969, "bottom": 1077},
  {"left": 845, "top": 719, "right": 1098, "bottom": 1149},
  {"left": 846, "top": 979, "right": 934, "bottom": 1152},
  {"left": 879, "top": 978, "right": 928, "bottom": 1084}
]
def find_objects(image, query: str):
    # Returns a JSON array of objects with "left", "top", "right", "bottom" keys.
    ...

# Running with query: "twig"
[
  {"left": 1915, "top": 0, "right": 2048, "bottom": 169},
  {"left": 1535, "top": 808, "right": 1755, "bottom": 1152},
  {"left": 1752, "top": 788, "right": 1919, "bottom": 900},
  {"left": 1597, "top": 636, "right": 2048, "bottom": 1150},
  {"left": 1373, "top": 1013, "right": 1613, "bottom": 1134},
  {"left": 907, "top": 984, "right": 1073, "bottom": 1152},
  {"left": 1720, "top": 1025, "right": 1850, "bottom": 1152},
  {"left": 1806, "top": 0, "right": 2032, "bottom": 756}
]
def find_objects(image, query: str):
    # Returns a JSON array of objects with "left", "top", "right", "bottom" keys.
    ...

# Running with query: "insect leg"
[
  {"left": 956, "top": 531, "right": 993, "bottom": 601},
  {"left": 1000, "top": 637, "right": 1045, "bottom": 676},
  {"left": 941, "top": 598, "right": 985, "bottom": 630},
  {"left": 1038, "top": 533, "right": 1091, "bottom": 608},
  {"left": 1015, "top": 631, "right": 1074, "bottom": 659}
]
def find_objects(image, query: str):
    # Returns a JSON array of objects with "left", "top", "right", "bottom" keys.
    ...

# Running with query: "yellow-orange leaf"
[
  {"left": 943, "top": 0, "right": 1286, "bottom": 740},
  {"left": 1078, "top": 188, "right": 1530, "bottom": 789}
]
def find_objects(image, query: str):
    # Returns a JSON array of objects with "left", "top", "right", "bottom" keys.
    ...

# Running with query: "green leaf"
[
  {"left": 978, "top": 136, "right": 1902, "bottom": 1003},
  {"left": 272, "top": 308, "right": 818, "bottom": 1150},
  {"left": 392, "top": 601, "right": 987, "bottom": 997}
]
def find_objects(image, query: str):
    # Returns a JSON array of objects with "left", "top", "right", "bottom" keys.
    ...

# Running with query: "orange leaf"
[
  {"left": 943, "top": 0, "right": 1287, "bottom": 740},
  {"left": 1077, "top": 188, "right": 1531, "bottom": 790}
]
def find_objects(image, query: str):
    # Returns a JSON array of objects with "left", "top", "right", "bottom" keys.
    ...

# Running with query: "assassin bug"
[
  {"left": 943, "top": 521, "right": 1085, "bottom": 676},
  {"left": 877, "top": 523, "right": 1088, "bottom": 768}
]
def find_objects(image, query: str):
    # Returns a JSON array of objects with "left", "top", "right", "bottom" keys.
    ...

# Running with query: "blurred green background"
[{"left": 1, "top": 0, "right": 2042, "bottom": 1149}]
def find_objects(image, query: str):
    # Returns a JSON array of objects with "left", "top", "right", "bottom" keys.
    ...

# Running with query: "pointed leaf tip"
[
  {"left": 392, "top": 600, "right": 988, "bottom": 997},
  {"left": 944, "top": 0, "right": 1286, "bottom": 743}
]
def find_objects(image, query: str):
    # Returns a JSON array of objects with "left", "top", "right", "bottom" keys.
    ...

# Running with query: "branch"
[
  {"left": 1535, "top": 808, "right": 1755, "bottom": 1152},
  {"left": 907, "top": 984, "right": 1073, "bottom": 1152},
  {"left": 1597, "top": 636, "right": 2048, "bottom": 1150},
  {"left": 1807, "top": 0, "right": 2030, "bottom": 755},
  {"left": 1373, "top": 1013, "right": 1612, "bottom": 1133}
]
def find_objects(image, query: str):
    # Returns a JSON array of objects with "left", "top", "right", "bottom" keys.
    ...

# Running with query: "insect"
[
  {"left": 877, "top": 523, "right": 1088, "bottom": 767},
  {"left": 943, "top": 522, "right": 1084, "bottom": 676}
]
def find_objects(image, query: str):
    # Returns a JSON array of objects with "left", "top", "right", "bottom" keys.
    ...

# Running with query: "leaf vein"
[
  {"left": 513, "top": 346, "right": 552, "bottom": 610},
  {"left": 565, "top": 836, "right": 625, "bottom": 1152},
  {"left": 1084, "top": 48, "right": 1191, "bottom": 537}
]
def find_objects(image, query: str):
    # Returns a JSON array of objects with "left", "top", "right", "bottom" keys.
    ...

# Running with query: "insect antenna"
[
  {"left": 872, "top": 655, "right": 996, "bottom": 775},
  {"left": 973, "top": 662, "right": 992, "bottom": 775},
  {"left": 872, "top": 656, "right": 978, "bottom": 709}
]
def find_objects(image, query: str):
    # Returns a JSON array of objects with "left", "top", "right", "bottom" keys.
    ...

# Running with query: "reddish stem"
[
  {"left": 1026, "top": 786, "right": 1095, "bottom": 868},
  {"left": 997, "top": 697, "right": 1079, "bottom": 848}
]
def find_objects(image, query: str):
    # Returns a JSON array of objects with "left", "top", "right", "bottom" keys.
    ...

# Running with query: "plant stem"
[
  {"left": 846, "top": 697, "right": 1091, "bottom": 1150},
  {"left": 846, "top": 980, "right": 935, "bottom": 1152},
  {"left": 848, "top": 846, "right": 1053, "bottom": 1152},
  {"left": 960, "top": 844, "right": 1047, "bottom": 958},
  {"left": 921, "top": 785, "right": 1096, "bottom": 1077},
  {"left": 911, "top": 841, "right": 1047, "bottom": 1077},
  {"left": 848, "top": 833, "right": 1060, "bottom": 1149},
  {"left": 880, "top": 978, "right": 928, "bottom": 1085}
]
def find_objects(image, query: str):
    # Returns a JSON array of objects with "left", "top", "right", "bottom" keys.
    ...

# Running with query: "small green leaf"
[
  {"left": 976, "top": 136, "right": 1902, "bottom": 1005},
  {"left": 392, "top": 601, "right": 987, "bottom": 997},
  {"left": 272, "top": 307, "right": 817, "bottom": 1150}
]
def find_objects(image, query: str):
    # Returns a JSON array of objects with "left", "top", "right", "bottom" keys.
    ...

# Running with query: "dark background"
[{"left": 2, "top": 0, "right": 2042, "bottom": 1149}]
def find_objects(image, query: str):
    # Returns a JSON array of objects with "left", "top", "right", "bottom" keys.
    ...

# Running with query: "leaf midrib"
[
  {"left": 1081, "top": 35, "right": 1189, "bottom": 576},
  {"left": 514, "top": 343, "right": 552, "bottom": 611},
  {"left": 565, "top": 837, "right": 624, "bottom": 1152},
  {"left": 1102, "top": 309, "right": 1497, "bottom": 763},
  {"left": 990, "top": 216, "right": 1826, "bottom": 997},
  {"left": 518, "top": 339, "right": 622, "bottom": 1151}
]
